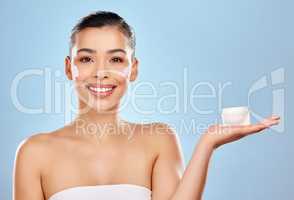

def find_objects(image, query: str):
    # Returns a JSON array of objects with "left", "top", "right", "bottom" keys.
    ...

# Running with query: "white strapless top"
[{"left": 48, "top": 184, "right": 152, "bottom": 200}]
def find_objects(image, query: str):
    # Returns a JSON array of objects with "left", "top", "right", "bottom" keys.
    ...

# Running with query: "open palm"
[{"left": 201, "top": 115, "right": 280, "bottom": 149}]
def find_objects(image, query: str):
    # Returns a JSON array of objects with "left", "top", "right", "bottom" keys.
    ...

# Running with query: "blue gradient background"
[{"left": 1, "top": 0, "right": 293, "bottom": 199}]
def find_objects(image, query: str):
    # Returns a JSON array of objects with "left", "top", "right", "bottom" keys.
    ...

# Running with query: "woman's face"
[{"left": 65, "top": 26, "right": 138, "bottom": 112}]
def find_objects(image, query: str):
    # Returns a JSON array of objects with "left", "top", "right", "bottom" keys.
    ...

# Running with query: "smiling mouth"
[{"left": 86, "top": 84, "right": 117, "bottom": 97}]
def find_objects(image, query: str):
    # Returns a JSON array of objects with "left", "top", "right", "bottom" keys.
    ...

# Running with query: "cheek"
[
  {"left": 110, "top": 66, "right": 131, "bottom": 80},
  {"left": 119, "top": 67, "right": 130, "bottom": 78},
  {"left": 71, "top": 65, "right": 79, "bottom": 80},
  {"left": 71, "top": 65, "right": 90, "bottom": 81},
  {"left": 110, "top": 68, "right": 130, "bottom": 92}
]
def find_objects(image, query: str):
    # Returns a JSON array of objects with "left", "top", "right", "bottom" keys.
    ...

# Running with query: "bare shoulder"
[
  {"left": 14, "top": 131, "right": 68, "bottom": 200},
  {"left": 16, "top": 133, "right": 51, "bottom": 158},
  {"left": 151, "top": 122, "right": 182, "bottom": 153},
  {"left": 16, "top": 126, "right": 68, "bottom": 149},
  {"left": 131, "top": 121, "right": 177, "bottom": 135},
  {"left": 148, "top": 122, "right": 179, "bottom": 142},
  {"left": 131, "top": 121, "right": 182, "bottom": 153},
  {"left": 14, "top": 133, "right": 53, "bottom": 187},
  {"left": 15, "top": 133, "right": 55, "bottom": 168},
  {"left": 15, "top": 126, "right": 71, "bottom": 164},
  {"left": 140, "top": 122, "right": 185, "bottom": 177}
]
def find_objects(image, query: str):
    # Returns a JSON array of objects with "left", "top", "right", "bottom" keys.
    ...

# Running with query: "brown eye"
[
  {"left": 111, "top": 57, "right": 123, "bottom": 63},
  {"left": 80, "top": 56, "right": 93, "bottom": 63}
]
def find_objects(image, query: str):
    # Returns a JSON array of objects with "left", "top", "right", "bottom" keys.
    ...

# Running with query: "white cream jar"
[{"left": 221, "top": 106, "right": 251, "bottom": 125}]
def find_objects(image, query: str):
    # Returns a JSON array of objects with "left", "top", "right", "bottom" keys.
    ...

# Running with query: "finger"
[
  {"left": 247, "top": 117, "right": 280, "bottom": 132},
  {"left": 219, "top": 116, "right": 280, "bottom": 130},
  {"left": 208, "top": 117, "right": 280, "bottom": 135},
  {"left": 260, "top": 118, "right": 280, "bottom": 127},
  {"left": 270, "top": 115, "right": 280, "bottom": 120},
  {"left": 262, "top": 115, "right": 280, "bottom": 123},
  {"left": 240, "top": 124, "right": 267, "bottom": 135},
  {"left": 236, "top": 120, "right": 277, "bottom": 135}
]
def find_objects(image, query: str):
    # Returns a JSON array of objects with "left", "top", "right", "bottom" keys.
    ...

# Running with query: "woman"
[{"left": 13, "top": 11, "right": 280, "bottom": 200}]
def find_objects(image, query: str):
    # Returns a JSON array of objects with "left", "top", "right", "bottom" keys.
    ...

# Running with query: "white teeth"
[{"left": 89, "top": 86, "right": 113, "bottom": 92}]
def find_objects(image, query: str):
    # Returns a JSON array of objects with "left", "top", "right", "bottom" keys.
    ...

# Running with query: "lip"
[{"left": 86, "top": 84, "right": 117, "bottom": 98}]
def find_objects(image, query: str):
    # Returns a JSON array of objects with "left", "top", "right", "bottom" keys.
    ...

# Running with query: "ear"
[
  {"left": 130, "top": 57, "right": 139, "bottom": 82},
  {"left": 65, "top": 56, "right": 73, "bottom": 80}
]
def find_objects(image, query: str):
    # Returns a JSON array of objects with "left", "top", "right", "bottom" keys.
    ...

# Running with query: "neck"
[{"left": 71, "top": 101, "right": 125, "bottom": 141}]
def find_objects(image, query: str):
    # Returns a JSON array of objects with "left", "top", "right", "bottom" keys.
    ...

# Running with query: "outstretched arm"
[
  {"left": 151, "top": 115, "right": 280, "bottom": 200},
  {"left": 171, "top": 115, "right": 280, "bottom": 200},
  {"left": 170, "top": 136, "right": 213, "bottom": 200}
]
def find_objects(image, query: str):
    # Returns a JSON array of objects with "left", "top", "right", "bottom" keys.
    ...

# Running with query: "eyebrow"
[
  {"left": 77, "top": 48, "right": 127, "bottom": 54},
  {"left": 77, "top": 48, "right": 96, "bottom": 54}
]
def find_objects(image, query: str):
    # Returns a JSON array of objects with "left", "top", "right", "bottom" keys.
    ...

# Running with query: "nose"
[
  {"left": 94, "top": 71, "right": 109, "bottom": 79},
  {"left": 93, "top": 60, "right": 109, "bottom": 80}
]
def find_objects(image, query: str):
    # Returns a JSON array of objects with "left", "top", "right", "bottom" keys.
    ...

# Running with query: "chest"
[{"left": 42, "top": 139, "right": 156, "bottom": 197}]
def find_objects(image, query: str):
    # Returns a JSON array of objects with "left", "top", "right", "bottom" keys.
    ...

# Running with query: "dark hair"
[{"left": 69, "top": 11, "right": 136, "bottom": 56}]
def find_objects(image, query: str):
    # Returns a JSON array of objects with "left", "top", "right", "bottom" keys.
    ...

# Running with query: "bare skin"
[
  {"left": 13, "top": 120, "right": 183, "bottom": 200},
  {"left": 13, "top": 25, "right": 280, "bottom": 200},
  {"left": 170, "top": 115, "right": 280, "bottom": 200},
  {"left": 13, "top": 26, "right": 184, "bottom": 200}
]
